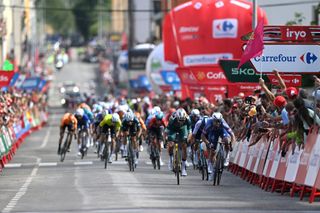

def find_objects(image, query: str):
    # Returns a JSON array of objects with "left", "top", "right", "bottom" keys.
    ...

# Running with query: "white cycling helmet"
[
  {"left": 75, "top": 108, "right": 84, "bottom": 117},
  {"left": 190, "top": 109, "right": 200, "bottom": 117},
  {"left": 93, "top": 104, "right": 103, "bottom": 113},
  {"left": 124, "top": 111, "right": 135, "bottom": 121},
  {"left": 111, "top": 113, "right": 120, "bottom": 123},
  {"left": 212, "top": 112, "right": 223, "bottom": 121},
  {"left": 176, "top": 108, "right": 187, "bottom": 121}
]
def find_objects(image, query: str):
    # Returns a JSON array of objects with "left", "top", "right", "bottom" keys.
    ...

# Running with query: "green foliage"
[
  {"left": 36, "top": 0, "right": 111, "bottom": 40},
  {"left": 36, "top": 0, "right": 75, "bottom": 36},
  {"left": 286, "top": 12, "right": 306, "bottom": 26}
]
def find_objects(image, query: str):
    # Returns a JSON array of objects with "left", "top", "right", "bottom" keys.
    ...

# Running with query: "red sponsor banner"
[
  {"left": 267, "top": 74, "right": 301, "bottom": 87},
  {"left": 163, "top": 0, "right": 268, "bottom": 67},
  {"left": 176, "top": 67, "right": 197, "bottom": 84},
  {"left": 189, "top": 66, "right": 229, "bottom": 85},
  {"left": 280, "top": 26, "right": 313, "bottom": 42},
  {"left": 0, "top": 71, "right": 15, "bottom": 87},
  {"left": 228, "top": 83, "right": 261, "bottom": 98}
]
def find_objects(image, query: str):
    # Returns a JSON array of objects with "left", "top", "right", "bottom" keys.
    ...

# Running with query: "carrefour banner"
[
  {"left": 250, "top": 44, "right": 320, "bottom": 73},
  {"left": 163, "top": 0, "right": 267, "bottom": 67}
]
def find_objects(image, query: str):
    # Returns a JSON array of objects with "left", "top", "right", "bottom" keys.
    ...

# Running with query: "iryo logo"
[
  {"left": 213, "top": 19, "right": 238, "bottom": 38},
  {"left": 286, "top": 28, "right": 307, "bottom": 40},
  {"left": 300, "top": 52, "right": 318, "bottom": 64}
]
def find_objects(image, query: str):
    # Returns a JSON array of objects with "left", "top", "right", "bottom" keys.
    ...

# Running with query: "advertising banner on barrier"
[
  {"left": 250, "top": 44, "right": 320, "bottom": 73},
  {"left": 304, "top": 135, "right": 320, "bottom": 187},
  {"left": 20, "top": 77, "right": 42, "bottom": 91},
  {"left": 163, "top": 0, "right": 267, "bottom": 66},
  {"left": 284, "top": 146, "right": 303, "bottom": 183}
]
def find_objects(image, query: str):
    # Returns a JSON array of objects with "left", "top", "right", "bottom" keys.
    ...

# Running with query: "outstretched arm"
[{"left": 273, "top": 69, "right": 287, "bottom": 91}]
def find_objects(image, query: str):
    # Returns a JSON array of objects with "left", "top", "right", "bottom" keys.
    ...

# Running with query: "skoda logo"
[{"left": 300, "top": 52, "right": 318, "bottom": 64}]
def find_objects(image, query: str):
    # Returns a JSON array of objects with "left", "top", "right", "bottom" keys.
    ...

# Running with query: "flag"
[{"left": 238, "top": 18, "right": 264, "bottom": 69}]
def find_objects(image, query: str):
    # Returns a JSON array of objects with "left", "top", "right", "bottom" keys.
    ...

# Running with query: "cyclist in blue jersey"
[
  {"left": 75, "top": 108, "right": 91, "bottom": 156},
  {"left": 201, "top": 112, "right": 235, "bottom": 179}
]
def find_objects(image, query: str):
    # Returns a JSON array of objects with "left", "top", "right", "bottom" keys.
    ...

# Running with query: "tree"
[
  {"left": 35, "top": 0, "right": 75, "bottom": 36},
  {"left": 286, "top": 12, "right": 306, "bottom": 26},
  {"left": 72, "top": 0, "right": 99, "bottom": 41}
]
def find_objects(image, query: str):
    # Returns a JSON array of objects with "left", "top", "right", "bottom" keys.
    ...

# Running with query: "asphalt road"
[{"left": 0, "top": 59, "right": 319, "bottom": 213}]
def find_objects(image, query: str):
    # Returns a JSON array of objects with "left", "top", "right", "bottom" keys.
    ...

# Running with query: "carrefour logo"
[
  {"left": 213, "top": 19, "right": 238, "bottom": 38},
  {"left": 300, "top": 52, "right": 318, "bottom": 64}
]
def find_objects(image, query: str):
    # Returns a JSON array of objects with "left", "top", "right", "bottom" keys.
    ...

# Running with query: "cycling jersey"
[
  {"left": 93, "top": 112, "right": 104, "bottom": 127},
  {"left": 166, "top": 116, "right": 191, "bottom": 142},
  {"left": 99, "top": 114, "right": 122, "bottom": 131},
  {"left": 83, "top": 107, "right": 94, "bottom": 122},
  {"left": 76, "top": 114, "right": 90, "bottom": 130},
  {"left": 60, "top": 113, "right": 77, "bottom": 130},
  {"left": 147, "top": 117, "right": 166, "bottom": 129},
  {"left": 202, "top": 118, "right": 232, "bottom": 149},
  {"left": 79, "top": 103, "right": 91, "bottom": 111},
  {"left": 121, "top": 117, "right": 141, "bottom": 135},
  {"left": 192, "top": 116, "right": 209, "bottom": 140},
  {"left": 145, "top": 113, "right": 155, "bottom": 127}
]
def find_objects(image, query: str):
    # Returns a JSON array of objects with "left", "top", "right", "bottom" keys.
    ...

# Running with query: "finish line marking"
[{"left": 1, "top": 158, "right": 41, "bottom": 213}]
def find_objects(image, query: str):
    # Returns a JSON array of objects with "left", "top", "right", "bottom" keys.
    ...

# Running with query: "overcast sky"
[{"left": 250, "top": 0, "right": 319, "bottom": 25}]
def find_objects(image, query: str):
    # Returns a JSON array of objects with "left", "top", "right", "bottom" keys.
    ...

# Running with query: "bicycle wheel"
[
  {"left": 60, "top": 139, "right": 68, "bottom": 162},
  {"left": 104, "top": 142, "right": 109, "bottom": 169},
  {"left": 213, "top": 151, "right": 222, "bottom": 186},
  {"left": 150, "top": 145, "right": 156, "bottom": 169},
  {"left": 175, "top": 147, "right": 180, "bottom": 185},
  {"left": 217, "top": 150, "right": 224, "bottom": 185}
]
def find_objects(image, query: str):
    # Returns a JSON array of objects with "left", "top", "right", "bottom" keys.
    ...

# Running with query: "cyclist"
[
  {"left": 190, "top": 110, "right": 209, "bottom": 167},
  {"left": 201, "top": 112, "right": 235, "bottom": 180},
  {"left": 189, "top": 109, "right": 201, "bottom": 166},
  {"left": 99, "top": 112, "right": 122, "bottom": 163},
  {"left": 121, "top": 111, "right": 141, "bottom": 166},
  {"left": 166, "top": 108, "right": 192, "bottom": 176},
  {"left": 147, "top": 111, "right": 166, "bottom": 165},
  {"left": 58, "top": 113, "right": 77, "bottom": 154},
  {"left": 74, "top": 108, "right": 91, "bottom": 156}
]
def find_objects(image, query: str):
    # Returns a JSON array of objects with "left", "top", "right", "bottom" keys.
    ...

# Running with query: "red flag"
[{"left": 238, "top": 19, "right": 264, "bottom": 69}]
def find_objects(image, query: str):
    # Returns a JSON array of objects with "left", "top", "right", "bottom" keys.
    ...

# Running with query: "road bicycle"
[
  {"left": 149, "top": 133, "right": 161, "bottom": 170},
  {"left": 198, "top": 141, "right": 209, "bottom": 181},
  {"left": 173, "top": 132, "right": 183, "bottom": 185},
  {"left": 60, "top": 131, "right": 73, "bottom": 162},
  {"left": 127, "top": 136, "right": 135, "bottom": 172},
  {"left": 79, "top": 129, "right": 89, "bottom": 159},
  {"left": 213, "top": 141, "right": 225, "bottom": 186}
]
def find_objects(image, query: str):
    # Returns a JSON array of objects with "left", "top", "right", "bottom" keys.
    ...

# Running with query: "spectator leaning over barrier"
[{"left": 293, "top": 97, "right": 320, "bottom": 146}]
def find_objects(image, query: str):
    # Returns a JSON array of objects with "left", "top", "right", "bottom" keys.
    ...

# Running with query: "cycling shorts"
[
  {"left": 148, "top": 127, "right": 163, "bottom": 140},
  {"left": 167, "top": 127, "right": 189, "bottom": 143},
  {"left": 122, "top": 125, "right": 139, "bottom": 137},
  {"left": 101, "top": 125, "right": 116, "bottom": 137}
]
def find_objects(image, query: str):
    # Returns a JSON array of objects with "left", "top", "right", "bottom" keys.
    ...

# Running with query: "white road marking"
[
  {"left": 39, "top": 120, "right": 53, "bottom": 149},
  {"left": 4, "top": 164, "right": 22, "bottom": 168},
  {"left": 74, "top": 161, "right": 93, "bottom": 166},
  {"left": 1, "top": 157, "right": 41, "bottom": 213},
  {"left": 39, "top": 162, "right": 57, "bottom": 167}
]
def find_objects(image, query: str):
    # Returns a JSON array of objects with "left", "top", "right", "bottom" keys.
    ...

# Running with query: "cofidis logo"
[{"left": 213, "top": 19, "right": 238, "bottom": 38}]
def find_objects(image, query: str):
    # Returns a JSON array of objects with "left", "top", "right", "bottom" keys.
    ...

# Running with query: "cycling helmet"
[
  {"left": 190, "top": 109, "right": 200, "bottom": 117},
  {"left": 212, "top": 112, "right": 223, "bottom": 121},
  {"left": 124, "top": 111, "right": 135, "bottom": 122},
  {"left": 155, "top": 111, "right": 164, "bottom": 120},
  {"left": 75, "top": 108, "right": 84, "bottom": 117},
  {"left": 111, "top": 113, "right": 120, "bottom": 123},
  {"left": 93, "top": 104, "right": 103, "bottom": 113},
  {"left": 176, "top": 108, "right": 187, "bottom": 121},
  {"left": 102, "top": 109, "right": 109, "bottom": 117},
  {"left": 152, "top": 106, "right": 161, "bottom": 115}
]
